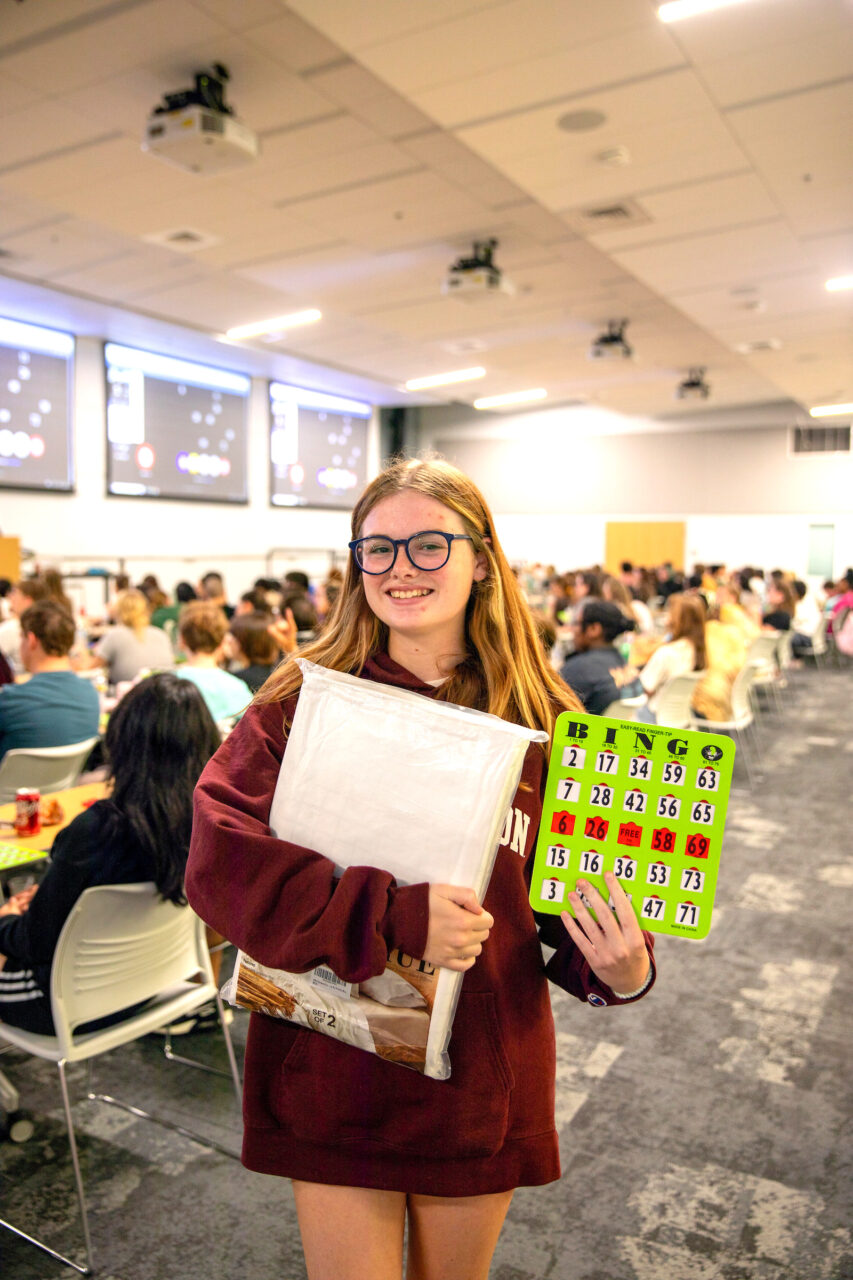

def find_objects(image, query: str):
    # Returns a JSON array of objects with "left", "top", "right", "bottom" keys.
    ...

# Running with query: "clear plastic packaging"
[{"left": 224, "top": 659, "right": 547, "bottom": 1078}]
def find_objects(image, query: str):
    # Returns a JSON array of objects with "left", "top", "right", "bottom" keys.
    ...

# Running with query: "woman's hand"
[
  {"left": 268, "top": 607, "right": 298, "bottom": 654},
  {"left": 0, "top": 885, "right": 38, "bottom": 918},
  {"left": 423, "top": 885, "right": 493, "bottom": 972},
  {"left": 561, "top": 871, "right": 650, "bottom": 995}
]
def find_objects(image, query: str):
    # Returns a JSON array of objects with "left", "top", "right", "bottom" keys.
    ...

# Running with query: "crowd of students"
[{"left": 523, "top": 559, "right": 842, "bottom": 723}]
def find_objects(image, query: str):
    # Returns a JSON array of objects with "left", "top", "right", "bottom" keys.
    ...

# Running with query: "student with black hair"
[
  {"left": 0, "top": 673, "right": 221, "bottom": 1034},
  {"left": 559, "top": 600, "right": 644, "bottom": 715}
]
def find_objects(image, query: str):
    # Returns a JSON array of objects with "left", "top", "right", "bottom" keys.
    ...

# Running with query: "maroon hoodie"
[{"left": 186, "top": 652, "right": 655, "bottom": 1196}]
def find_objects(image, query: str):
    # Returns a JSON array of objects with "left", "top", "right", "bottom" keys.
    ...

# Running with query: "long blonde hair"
[
  {"left": 115, "top": 588, "right": 150, "bottom": 637},
  {"left": 257, "top": 457, "right": 581, "bottom": 738}
]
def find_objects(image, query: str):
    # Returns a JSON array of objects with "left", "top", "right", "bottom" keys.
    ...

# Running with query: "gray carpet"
[{"left": 2, "top": 661, "right": 851, "bottom": 1280}]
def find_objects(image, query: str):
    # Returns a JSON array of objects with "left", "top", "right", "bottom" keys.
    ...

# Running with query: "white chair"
[
  {"left": 0, "top": 882, "right": 242, "bottom": 1276},
  {"left": 690, "top": 663, "right": 761, "bottom": 788},
  {"left": 0, "top": 737, "right": 100, "bottom": 804},
  {"left": 601, "top": 694, "right": 649, "bottom": 721},
  {"left": 650, "top": 671, "right": 705, "bottom": 730},
  {"left": 745, "top": 632, "right": 785, "bottom": 717}
]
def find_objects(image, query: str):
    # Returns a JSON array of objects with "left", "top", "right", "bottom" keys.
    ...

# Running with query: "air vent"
[
  {"left": 562, "top": 197, "right": 651, "bottom": 234},
  {"left": 791, "top": 425, "right": 851, "bottom": 454}
]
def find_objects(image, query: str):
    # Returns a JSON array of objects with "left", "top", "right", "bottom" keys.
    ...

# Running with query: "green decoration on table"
[{"left": 529, "top": 712, "right": 735, "bottom": 940}]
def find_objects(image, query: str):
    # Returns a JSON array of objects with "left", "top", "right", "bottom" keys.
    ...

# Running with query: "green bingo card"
[{"left": 529, "top": 712, "right": 735, "bottom": 940}]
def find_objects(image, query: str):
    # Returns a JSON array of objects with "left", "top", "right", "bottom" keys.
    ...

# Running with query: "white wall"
[
  {"left": 2, "top": 337, "right": 380, "bottom": 603},
  {"left": 418, "top": 402, "right": 852, "bottom": 580}
]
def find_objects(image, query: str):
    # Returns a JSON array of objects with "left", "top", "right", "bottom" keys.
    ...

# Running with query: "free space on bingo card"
[{"left": 529, "top": 712, "right": 735, "bottom": 941}]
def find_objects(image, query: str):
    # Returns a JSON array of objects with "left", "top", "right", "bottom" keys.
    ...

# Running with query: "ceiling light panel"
[
  {"left": 225, "top": 310, "right": 322, "bottom": 339},
  {"left": 473, "top": 388, "right": 547, "bottom": 410}
]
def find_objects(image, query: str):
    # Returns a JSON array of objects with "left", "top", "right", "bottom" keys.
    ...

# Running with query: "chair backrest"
[
  {"left": 730, "top": 663, "right": 756, "bottom": 721},
  {"left": 0, "top": 737, "right": 100, "bottom": 804},
  {"left": 50, "top": 882, "right": 210, "bottom": 1055},
  {"left": 746, "top": 633, "right": 780, "bottom": 667},
  {"left": 653, "top": 671, "right": 705, "bottom": 729}
]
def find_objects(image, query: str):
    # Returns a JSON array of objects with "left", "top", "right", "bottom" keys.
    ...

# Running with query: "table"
[{"left": 0, "top": 781, "right": 109, "bottom": 877}]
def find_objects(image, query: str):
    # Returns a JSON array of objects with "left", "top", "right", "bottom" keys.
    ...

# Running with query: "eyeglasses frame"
[{"left": 348, "top": 530, "right": 474, "bottom": 574}]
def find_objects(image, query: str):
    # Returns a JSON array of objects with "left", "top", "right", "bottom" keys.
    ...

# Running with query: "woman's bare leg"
[
  {"left": 291, "top": 1180, "right": 407, "bottom": 1280},
  {"left": 405, "top": 1189, "right": 514, "bottom": 1280}
]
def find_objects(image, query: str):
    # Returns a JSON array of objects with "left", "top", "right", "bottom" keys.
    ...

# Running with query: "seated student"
[
  {"left": 560, "top": 601, "right": 644, "bottom": 715},
  {"left": 762, "top": 579, "right": 795, "bottom": 631},
  {"left": 92, "top": 588, "right": 174, "bottom": 684},
  {"left": 790, "top": 579, "right": 822, "bottom": 656},
  {"left": 639, "top": 594, "right": 707, "bottom": 719},
  {"left": 0, "top": 575, "right": 49, "bottom": 674},
  {"left": 0, "top": 673, "right": 221, "bottom": 1033},
  {"left": 227, "top": 611, "right": 281, "bottom": 693},
  {"left": 828, "top": 568, "right": 853, "bottom": 630},
  {"left": 602, "top": 575, "right": 654, "bottom": 635},
  {"left": 175, "top": 600, "right": 252, "bottom": 723},
  {"left": 150, "top": 580, "right": 196, "bottom": 631},
  {"left": 0, "top": 601, "right": 100, "bottom": 765},
  {"left": 197, "top": 570, "right": 234, "bottom": 620}
]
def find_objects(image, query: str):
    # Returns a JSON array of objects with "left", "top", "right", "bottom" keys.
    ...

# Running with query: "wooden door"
[{"left": 604, "top": 522, "right": 685, "bottom": 574}]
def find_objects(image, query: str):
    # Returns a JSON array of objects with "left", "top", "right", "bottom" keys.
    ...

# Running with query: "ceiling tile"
[
  {"left": 1, "top": 1, "right": 229, "bottom": 95},
  {"left": 412, "top": 24, "right": 685, "bottom": 128}
]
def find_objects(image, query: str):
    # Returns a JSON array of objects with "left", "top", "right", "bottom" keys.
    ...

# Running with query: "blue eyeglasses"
[{"left": 348, "top": 530, "right": 473, "bottom": 574}]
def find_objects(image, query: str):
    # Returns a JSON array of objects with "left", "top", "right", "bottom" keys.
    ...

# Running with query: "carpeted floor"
[{"left": 2, "top": 660, "right": 851, "bottom": 1280}]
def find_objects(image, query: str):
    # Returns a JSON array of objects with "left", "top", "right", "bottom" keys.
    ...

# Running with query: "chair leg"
[
  {"left": 0, "top": 1059, "right": 95, "bottom": 1276},
  {"left": 161, "top": 991, "right": 242, "bottom": 1107},
  {"left": 58, "top": 1058, "right": 96, "bottom": 1274},
  {"left": 87, "top": 997, "right": 242, "bottom": 1160}
]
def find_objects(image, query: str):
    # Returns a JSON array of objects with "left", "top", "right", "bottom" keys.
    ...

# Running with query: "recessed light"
[
  {"left": 734, "top": 338, "right": 782, "bottom": 354},
  {"left": 825, "top": 274, "right": 853, "bottom": 292},
  {"left": 404, "top": 367, "right": 486, "bottom": 391},
  {"left": 473, "top": 388, "right": 547, "bottom": 410},
  {"left": 658, "top": 0, "right": 756, "bottom": 21},
  {"left": 557, "top": 109, "right": 607, "bottom": 133},
  {"left": 809, "top": 402, "right": 853, "bottom": 417},
  {"left": 225, "top": 309, "right": 321, "bottom": 340}
]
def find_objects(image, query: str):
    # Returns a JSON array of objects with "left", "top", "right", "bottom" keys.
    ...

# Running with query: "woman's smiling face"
[{"left": 358, "top": 490, "right": 487, "bottom": 656}]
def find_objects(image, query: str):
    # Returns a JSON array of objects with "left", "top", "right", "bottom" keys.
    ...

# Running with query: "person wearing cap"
[{"left": 559, "top": 600, "right": 645, "bottom": 715}]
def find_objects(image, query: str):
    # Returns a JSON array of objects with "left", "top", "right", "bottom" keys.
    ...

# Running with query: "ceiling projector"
[
  {"left": 589, "top": 319, "right": 632, "bottom": 360},
  {"left": 676, "top": 367, "right": 711, "bottom": 400},
  {"left": 142, "top": 64, "right": 259, "bottom": 175},
  {"left": 442, "top": 239, "right": 515, "bottom": 300}
]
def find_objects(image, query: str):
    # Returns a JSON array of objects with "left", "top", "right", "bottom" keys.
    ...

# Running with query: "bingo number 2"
[{"left": 562, "top": 746, "right": 586, "bottom": 769}]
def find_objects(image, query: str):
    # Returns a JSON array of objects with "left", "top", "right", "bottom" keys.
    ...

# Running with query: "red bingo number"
[
  {"left": 685, "top": 832, "right": 711, "bottom": 859},
  {"left": 584, "top": 816, "right": 609, "bottom": 840},
  {"left": 551, "top": 811, "right": 575, "bottom": 836}
]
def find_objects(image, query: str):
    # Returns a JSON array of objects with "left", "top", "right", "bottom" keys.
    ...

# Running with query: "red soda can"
[{"left": 14, "top": 787, "right": 41, "bottom": 837}]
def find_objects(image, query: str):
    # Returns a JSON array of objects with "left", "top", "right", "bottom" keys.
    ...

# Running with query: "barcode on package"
[{"left": 310, "top": 965, "right": 354, "bottom": 998}]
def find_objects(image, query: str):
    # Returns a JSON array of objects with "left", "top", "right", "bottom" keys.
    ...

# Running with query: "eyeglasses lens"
[{"left": 357, "top": 533, "right": 451, "bottom": 572}]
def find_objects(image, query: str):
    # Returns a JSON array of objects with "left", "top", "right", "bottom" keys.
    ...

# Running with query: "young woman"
[
  {"left": 186, "top": 458, "right": 656, "bottom": 1280},
  {"left": 92, "top": 588, "right": 174, "bottom": 685},
  {"left": 0, "top": 673, "right": 221, "bottom": 1033},
  {"left": 639, "top": 593, "right": 708, "bottom": 717}
]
